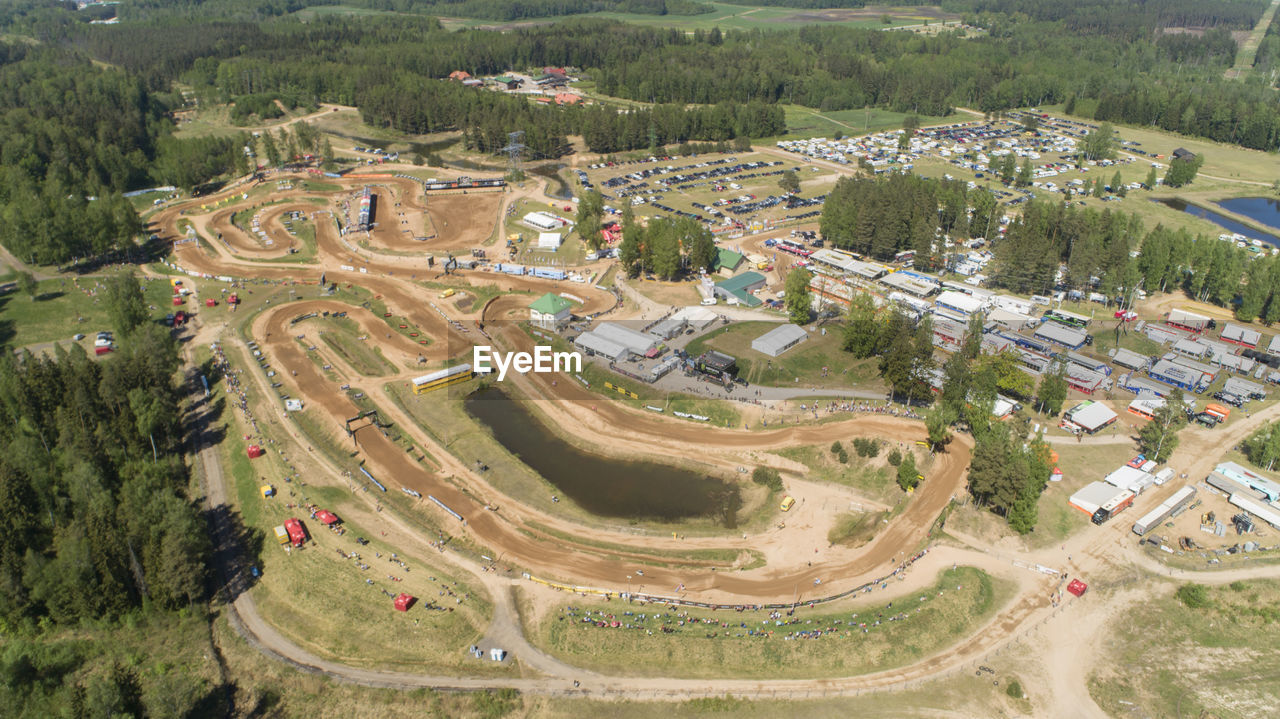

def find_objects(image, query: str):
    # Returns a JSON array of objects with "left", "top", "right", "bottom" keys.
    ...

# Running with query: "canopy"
[
  {"left": 246, "top": 445, "right": 264, "bottom": 459},
  {"left": 315, "top": 509, "right": 339, "bottom": 526},
  {"left": 394, "top": 593, "right": 416, "bottom": 612},
  {"left": 1067, "top": 579, "right": 1088, "bottom": 597}
]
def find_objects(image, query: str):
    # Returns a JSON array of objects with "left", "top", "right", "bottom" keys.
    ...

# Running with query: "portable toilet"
[
  {"left": 273, "top": 525, "right": 289, "bottom": 545},
  {"left": 489, "top": 648, "right": 507, "bottom": 662},
  {"left": 394, "top": 593, "right": 416, "bottom": 612},
  {"left": 260, "top": 485, "right": 275, "bottom": 498}
]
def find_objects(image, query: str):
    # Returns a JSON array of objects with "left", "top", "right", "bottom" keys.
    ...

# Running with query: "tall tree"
[
  {"left": 104, "top": 272, "right": 149, "bottom": 337},
  {"left": 784, "top": 268, "right": 812, "bottom": 324}
]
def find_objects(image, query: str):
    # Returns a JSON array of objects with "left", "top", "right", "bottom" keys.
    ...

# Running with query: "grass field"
[
  {"left": 0, "top": 274, "right": 182, "bottom": 349},
  {"left": 827, "top": 509, "right": 889, "bottom": 546},
  {"left": 527, "top": 566, "right": 1007, "bottom": 679},
  {"left": 774, "top": 444, "right": 903, "bottom": 504},
  {"left": 776, "top": 105, "right": 965, "bottom": 141},
  {"left": 439, "top": 3, "right": 956, "bottom": 32},
  {"left": 1089, "top": 578, "right": 1280, "bottom": 718},
  {"left": 685, "top": 321, "right": 884, "bottom": 390},
  {"left": 310, "top": 316, "right": 398, "bottom": 376}
]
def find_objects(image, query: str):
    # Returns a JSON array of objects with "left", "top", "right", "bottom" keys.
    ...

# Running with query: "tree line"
[{"left": 16, "top": 1, "right": 1280, "bottom": 152}]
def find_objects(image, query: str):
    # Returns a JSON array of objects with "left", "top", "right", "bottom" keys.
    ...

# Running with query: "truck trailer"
[{"left": 1131, "top": 485, "right": 1197, "bottom": 535}]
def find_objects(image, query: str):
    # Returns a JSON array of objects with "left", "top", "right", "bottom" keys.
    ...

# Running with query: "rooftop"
[{"left": 530, "top": 292, "right": 572, "bottom": 316}]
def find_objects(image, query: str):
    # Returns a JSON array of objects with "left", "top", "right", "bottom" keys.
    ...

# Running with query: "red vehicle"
[
  {"left": 94, "top": 346, "right": 113, "bottom": 356},
  {"left": 283, "top": 518, "right": 308, "bottom": 547}
]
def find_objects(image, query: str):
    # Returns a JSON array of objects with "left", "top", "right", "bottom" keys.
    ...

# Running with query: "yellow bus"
[{"left": 780, "top": 495, "right": 795, "bottom": 512}]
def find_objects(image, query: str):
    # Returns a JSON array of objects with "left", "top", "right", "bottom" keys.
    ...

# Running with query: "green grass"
[
  {"left": 0, "top": 275, "right": 181, "bottom": 349},
  {"left": 775, "top": 105, "right": 964, "bottom": 141},
  {"left": 1089, "top": 578, "right": 1280, "bottom": 718},
  {"left": 529, "top": 566, "right": 1007, "bottom": 679},
  {"left": 440, "top": 3, "right": 955, "bottom": 32},
  {"left": 686, "top": 321, "right": 884, "bottom": 391},
  {"left": 307, "top": 315, "right": 398, "bottom": 377},
  {"left": 775, "top": 445, "right": 902, "bottom": 503}
]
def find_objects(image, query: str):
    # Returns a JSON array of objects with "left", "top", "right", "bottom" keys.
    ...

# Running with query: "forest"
[
  {"left": 819, "top": 173, "right": 995, "bottom": 271},
  {"left": 0, "top": 273, "right": 208, "bottom": 627}
]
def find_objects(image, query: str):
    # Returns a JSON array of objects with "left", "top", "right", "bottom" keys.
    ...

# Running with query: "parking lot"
[{"left": 571, "top": 151, "right": 836, "bottom": 233}]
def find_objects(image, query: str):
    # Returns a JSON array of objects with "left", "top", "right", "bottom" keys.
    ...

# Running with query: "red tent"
[
  {"left": 1067, "top": 579, "right": 1088, "bottom": 597},
  {"left": 315, "top": 509, "right": 340, "bottom": 526},
  {"left": 394, "top": 593, "right": 415, "bottom": 612},
  {"left": 246, "top": 445, "right": 264, "bottom": 459}
]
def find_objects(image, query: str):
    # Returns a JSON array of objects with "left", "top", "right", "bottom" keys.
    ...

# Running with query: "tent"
[
  {"left": 260, "top": 485, "right": 275, "bottom": 498},
  {"left": 394, "top": 593, "right": 416, "bottom": 612},
  {"left": 1067, "top": 579, "right": 1087, "bottom": 597},
  {"left": 246, "top": 445, "right": 264, "bottom": 459},
  {"left": 315, "top": 509, "right": 340, "bottom": 526}
]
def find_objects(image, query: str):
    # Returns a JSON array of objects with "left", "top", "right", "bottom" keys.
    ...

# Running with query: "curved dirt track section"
[{"left": 254, "top": 295, "right": 972, "bottom": 604}]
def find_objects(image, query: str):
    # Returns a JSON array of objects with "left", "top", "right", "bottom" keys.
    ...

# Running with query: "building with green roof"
[
  {"left": 713, "top": 271, "right": 765, "bottom": 307},
  {"left": 530, "top": 293, "right": 573, "bottom": 329},
  {"left": 714, "top": 247, "right": 745, "bottom": 275}
]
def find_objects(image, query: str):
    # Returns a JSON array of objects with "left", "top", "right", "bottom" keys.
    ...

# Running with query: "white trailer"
[{"left": 1131, "top": 486, "right": 1196, "bottom": 536}]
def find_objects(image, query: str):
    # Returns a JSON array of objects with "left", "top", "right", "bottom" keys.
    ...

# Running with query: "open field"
[
  {"left": 438, "top": 3, "right": 959, "bottom": 32},
  {"left": 1089, "top": 578, "right": 1280, "bottom": 718},
  {"left": 778, "top": 105, "right": 965, "bottom": 141},
  {"left": 525, "top": 567, "right": 1008, "bottom": 679},
  {"left": 0, "top": 274, "right": 183, "bottom": 349},
  {"left": 685, "top": 320, "right": 885, "bottom": 390}
]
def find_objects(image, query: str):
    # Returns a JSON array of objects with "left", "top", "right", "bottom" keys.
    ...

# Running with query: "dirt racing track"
[
  {"left": 158, "top": 165, "right": 1280, "bottom": 714},
  {"left": 253, "top": 290, "right": 974, "bottom": 603}
]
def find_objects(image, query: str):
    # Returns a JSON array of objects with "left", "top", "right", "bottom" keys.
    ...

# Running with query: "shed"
[
  {"left": 592, "top": 323, "right": 661, "bottom": 357},
  {"left": 751, "top": 324, "right": 809, "bottom": 357},
  {"left": 1063, "top": 401, "right": 1117, "bottom": 434},
  {"left": 1171, "top": 148, "right": 1196, "bottom": 161},
  {"left": 394, "top": 593, "right": 416, "bottom": 612},
  {"left": 574, "top": 331, "right": 629, "bottom": 361},
  {"left": 671, "top": 306, "right": 718, "bottom": 330}
]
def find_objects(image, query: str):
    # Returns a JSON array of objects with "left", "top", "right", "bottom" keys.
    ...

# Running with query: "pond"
[
  {"left": 529, "top": 163, "right": 572, "bottom": 200},
  {"left": 465, "top": 387, "right": 740, "bottom": 525},
  {"left": 1152, "top": 198, "right": 1279, "bottom": 246},
  {"left": 1216, "top": 197, "right": 1280, "bottom": 234}
]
